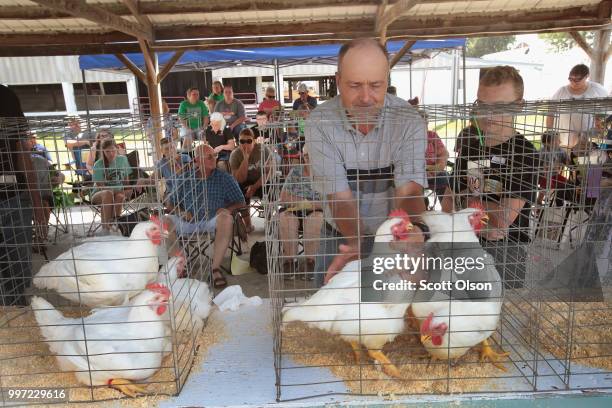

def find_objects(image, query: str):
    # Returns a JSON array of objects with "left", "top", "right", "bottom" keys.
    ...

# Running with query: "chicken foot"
[
  {"left": 479, "top": 338, "right": 510, "bottom": 371},
  {"left": 108, "top": 378, "right": 148, "bottom": 397},
  {"left": 367, "top": 349, "right": 401, "bottom": 378},
  {"left": 349, "top": 341, "right": 364, "bottom": 364}
]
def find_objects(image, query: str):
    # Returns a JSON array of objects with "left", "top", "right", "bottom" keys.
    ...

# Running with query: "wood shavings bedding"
[
  {"left": 0, "top": 306, "right": 226, "bottom": 408},
  {"left": 282, "top": 322, "right": 506, "bottom": 395},
  {"left": 504, "top": 300, "right": 612, "bottom": 371}
]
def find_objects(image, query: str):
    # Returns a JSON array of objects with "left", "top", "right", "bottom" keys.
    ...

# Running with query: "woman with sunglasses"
[
  {"left": 546, "top": 64, "right": 608, "bottom": 147},
  {"left": 258, "top": 86, "right": 281, "bottom": 118},
  {"left": 229, "top": 128, "right": 273, "bottom": 233}
]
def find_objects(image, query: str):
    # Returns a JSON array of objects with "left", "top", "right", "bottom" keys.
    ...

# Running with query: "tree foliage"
[
  {"left": 465, "top": 36, "right": 516, "bottom": 58},
  {"left": 539, "top": 32, "right": 595, "bottom": 52}
]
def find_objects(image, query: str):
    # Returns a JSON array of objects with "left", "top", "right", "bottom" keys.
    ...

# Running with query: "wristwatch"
[{"left": 412, "top": 221, "right": 431, "bottom": 242}]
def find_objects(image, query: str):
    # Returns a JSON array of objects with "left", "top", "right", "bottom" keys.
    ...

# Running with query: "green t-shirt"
[
  {"left": 209, "top": 93, "right": 224, "bottom": 103},
  {"left": 92, "top": 155, "right": 132, "bottom": 193},
  {"left": 178, "top": 99, "right": 209, "bottom": 130}
]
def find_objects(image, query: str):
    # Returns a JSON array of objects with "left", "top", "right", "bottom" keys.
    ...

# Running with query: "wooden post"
[{"left": 137, "top": 40, "right": 162, "bottom": 159}]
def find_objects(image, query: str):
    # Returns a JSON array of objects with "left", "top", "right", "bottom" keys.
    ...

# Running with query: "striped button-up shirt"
[{"left": 305, "top": 94, "right": 427, "bottom": 233}]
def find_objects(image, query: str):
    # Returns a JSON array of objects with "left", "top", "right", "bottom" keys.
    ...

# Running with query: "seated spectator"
[
  {"left": 205, "top": 112, "right": 235, "bottom": 172},
  {"left": 425, "top": 129, "right": 451, "bottom": 200},
  {"left": 179, "top": 87, "right": 209, "bottom": 152},
  {"left": 292, "top": 83, "right": 317, "bottom": 111},
  {"left": 156, "top": 137, "right": 191, "bottom": 212},
  {"left": 230, "top": 128, "right": 273, "bottom": 232},
  {"left": 279, "top": 146, "right": 323, "bottom": 280},
  {"left": 28, "top": 131, "right": 52, "bottom": 162},
  {"left": 258, "top": 86, "right": 281, "bottom": 118},
  {"left": 207, "top": 80, "right": 224, "bottom": 113},
  {"left": 165, "top": 144, "right": 245, "bottom": 288},
  {"left": 22, "top": 136, "right": 64, "bottom": 240},
  {"left": 64, "top": 117, "right": 95, "bottom": 177},
  {"left": 91, "top": 139, "right": 133, "bottom": 235},
  {"left": 64, "top": 117, "right": 95, "bottom": 151},
  {"left": 252, "top": 111, "right": 282, "bottom": 145},
  {"left": 214, "top": 84, "right": 247, "bottom": 139},
  {"left": 86, "top": 130, "right": 126, "bottom": 173}
]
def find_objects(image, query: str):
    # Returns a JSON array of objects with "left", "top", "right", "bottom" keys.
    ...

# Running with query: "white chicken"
[
  {"left": 158, "top": 253, "right": 213, "bottom": 336},
  {"left": 421, "top": 200, "right": 489, "bottom": 242},
  {"left": 31, "top": 283, "right": 171, "bottom": 397},
  {"left": 33, "top": 216, "right": 169, "bottom": 307},
  {"left": 409, "top": 204, "right": 508, "bottom": 370},
  {"left": 282, "top": 209, "right": 417, "bottom": 377}
]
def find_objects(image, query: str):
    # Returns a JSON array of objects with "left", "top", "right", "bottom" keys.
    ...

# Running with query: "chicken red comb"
[
  {"left": 389, "top": 209, "right": 409, "bottom": 219},
  {"left": 420, "top": 312, "right": 434, "bottom": 334},
  {"left": 146, "top": 283, "right": 171, "bottom": 297},
  {"left": 150, "top": 215, "right": 169, "bottom": 231}
]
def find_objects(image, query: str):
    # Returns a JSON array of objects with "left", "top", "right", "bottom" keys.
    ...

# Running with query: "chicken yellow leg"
[
  {"left": 480, "top": 338, "right": 510, "bottom": 371},
  {"left": 367, "top": 349, "right": 401, "bottom": 378},
  {"left": 108, "top": 378, "right": 148, "bottom": 397},
  {"left": 350, "top": 341, "right": 364, "bottom": 364}
]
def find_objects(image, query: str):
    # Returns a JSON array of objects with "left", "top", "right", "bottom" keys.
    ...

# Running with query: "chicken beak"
[
  {"left": 481, "top": 214, "right": 490, "bottom": 226},
  {"left": 405, "top": 222, "right": 414, "bottom": 232},
  {"left": 420, "top": 334, "right": 431, "bottom": 344}
]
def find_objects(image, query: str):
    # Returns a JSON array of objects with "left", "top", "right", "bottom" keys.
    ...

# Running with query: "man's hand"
[
  {"left": 324, "top": 243, "right": 359, "bottom": 284},
  {"left": 245, "top": 185, "right": 257, "bottom": 198},
  {"left": 213, "top": 145, "right": 223, "bottom": 153},
  {"left": 33, "top": 206, "right": 46, "bottom": 232}
]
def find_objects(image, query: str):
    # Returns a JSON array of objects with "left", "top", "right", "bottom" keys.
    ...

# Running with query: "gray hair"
[{"left": 209, "top": 112, "right": 226, "bottom": 129}]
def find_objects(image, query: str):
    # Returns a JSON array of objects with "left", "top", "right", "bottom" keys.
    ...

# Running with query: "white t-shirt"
[{"left": 550, "top": 82, "right": 608, "bottom": 146}]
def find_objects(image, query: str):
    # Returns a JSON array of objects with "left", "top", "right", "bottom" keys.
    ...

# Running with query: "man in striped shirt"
[{"left": 305, "top": 39, "right": 428, "bottom": 286}]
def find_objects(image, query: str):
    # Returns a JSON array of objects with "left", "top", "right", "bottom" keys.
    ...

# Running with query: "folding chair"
[{"left": 179, "top": 207, "right": 248, "bottom": 279}]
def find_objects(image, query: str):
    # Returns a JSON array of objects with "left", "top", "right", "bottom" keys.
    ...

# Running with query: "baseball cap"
[{"left": 298, "top": 84, "right": 308, "bottom": 93}]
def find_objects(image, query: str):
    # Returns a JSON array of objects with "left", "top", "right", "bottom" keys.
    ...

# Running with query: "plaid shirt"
[{"left": 176, "top": 168, "right": 245, "bottom": 222}]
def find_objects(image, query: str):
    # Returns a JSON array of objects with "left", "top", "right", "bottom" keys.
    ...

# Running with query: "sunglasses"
[
  {"left": 568, "top": 76, "right": 585, "bottom": 83},
  {"left": 239, "top": 139, "right": 253, "bottom": 144},
  {"left": 266, "top": 94, "right": 275, "bottom": 98}
]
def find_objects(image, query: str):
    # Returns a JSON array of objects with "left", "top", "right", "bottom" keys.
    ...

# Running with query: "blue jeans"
[
  {"left": 313, "top": 223, "right": 345, "bottom": 288},
  {"left": 231, "top": 124, "right": 246, "bottom": 139},
  {"left": 0, "top": 193, "right": 33, "bottom": 306}
]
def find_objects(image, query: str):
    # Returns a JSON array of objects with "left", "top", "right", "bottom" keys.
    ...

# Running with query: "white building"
[{"left": 0, "top": 55, "right": 137, "bottom": 117}]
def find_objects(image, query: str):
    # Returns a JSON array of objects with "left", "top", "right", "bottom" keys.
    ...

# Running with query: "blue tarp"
[{"left": 79, "top": 39, "right": 465, "bottom": 71}]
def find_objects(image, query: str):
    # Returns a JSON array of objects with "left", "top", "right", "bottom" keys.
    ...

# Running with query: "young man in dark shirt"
[
  {"left": 442, "top": 66, "right": 539, "bottom": 288},
  {"left": 0, "top": 84, "right": 45, "bottom": 306}
]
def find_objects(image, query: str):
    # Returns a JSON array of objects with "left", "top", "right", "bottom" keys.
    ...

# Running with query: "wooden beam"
[
  {"left": 389, "top": 40, "right": 416, "bottom": 67},
  {"left": 31, "top": 0, "right": 153, "bottom": 41},
  {"left": 121, "top": 0, "right": 154, "bottom": 40},
  {"left": 157, "top": 50, "right": 185, "bottom": 83},
  {"left": 139, "top": 39, "right": 157, "bottom": 83},
  {"left": 114, "top": 53, "right": 146, "bottom": 83},
  {"left": 375, "top": 0, "right": 419, "bottom": 34},
  {"left": 570, "top": 31, "right": 594, "bottom": 58},
  {"left": 0, "top": 1, "right": 388, "bottom": 19},
  {"left": 376, "top": 0, "right": 389, "bottom": 45}
]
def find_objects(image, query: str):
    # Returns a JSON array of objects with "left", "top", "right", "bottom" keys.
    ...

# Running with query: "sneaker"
[
  {"left": 300, "top": 259, "right": 316, "bottom": 281},
  {"left": 283, "top": 261, "right": 296, "bottom": 280},
  {"left": 109, "top": 223, "right": 122, "bottom": 236}
]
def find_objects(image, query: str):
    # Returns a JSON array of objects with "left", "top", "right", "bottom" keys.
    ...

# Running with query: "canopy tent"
[{"left": 79, "top": 39, "right": 466, "bottom": 72}]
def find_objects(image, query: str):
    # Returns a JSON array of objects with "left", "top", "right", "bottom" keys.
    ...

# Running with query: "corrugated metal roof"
[
  {"left": 0, "top": 55, "right": 131, "bottom": 84},
  {"left": 0, "top": 0, "right": 608, "bottom": 56},
  {"left": 0, "top": 0, "right": 604, "bottom": 34}
]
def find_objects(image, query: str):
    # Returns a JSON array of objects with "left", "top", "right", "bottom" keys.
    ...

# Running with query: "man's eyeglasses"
[
  {"left": 266, "top": 94, "right": 275, "bottom": 98},
  {"left": 239, "top": 139, "right": 253, "bottom": 145},
  {"left": 568, "top": 76, "right": 585, "bottom": 83}
]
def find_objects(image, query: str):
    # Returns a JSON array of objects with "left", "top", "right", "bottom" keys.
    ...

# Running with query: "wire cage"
[
  {"left": 264, "top": 97, "right": 612, "bottom": 401},
  {"left": 0, "top": 114, "right": 214, "bottom": 405}
]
